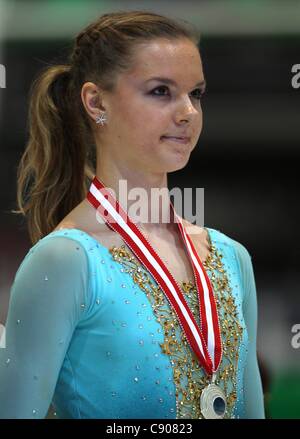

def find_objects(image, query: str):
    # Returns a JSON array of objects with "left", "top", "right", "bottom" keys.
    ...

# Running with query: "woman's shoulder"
[
  {"left": 206, "top": 226, "right": 254, "bottom": 292},
  {"left": 205, "top": 227, "right": 256, "bottom": 308},
  {"left": 206, "top": 226, "right": 252, "bottom": 257},
  {"left": 181, "top": 220, "right": 250, "bottom": 257},
  {"left": 25, "top": 228, "right": 113, "bottom": 287},
  {"left": 16, "top": 230, "right": 94, "bottom": 282},
  {"left": 18, "top": 198, "right": 112, "bottom": 284},
  {"left": 31, "top": 228, "right": 100, "bottom": 255}
]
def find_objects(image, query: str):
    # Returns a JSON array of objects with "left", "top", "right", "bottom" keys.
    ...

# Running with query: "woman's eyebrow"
[{"left": 144, "top": 76, "right": 206, "bottom": 88}]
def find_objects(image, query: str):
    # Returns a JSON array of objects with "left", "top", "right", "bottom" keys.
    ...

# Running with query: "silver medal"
[{"left": 200, "top": 374, "right": 227, "bottom": 419}]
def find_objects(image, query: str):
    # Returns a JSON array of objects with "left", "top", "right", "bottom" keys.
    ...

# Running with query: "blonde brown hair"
[{"left": 12, "top": 10, "right": 200, "bottom": 245}]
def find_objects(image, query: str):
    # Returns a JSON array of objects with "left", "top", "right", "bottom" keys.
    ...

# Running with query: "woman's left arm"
[{"left": 235, "top": 242, "right": 266, "bottom": 419}]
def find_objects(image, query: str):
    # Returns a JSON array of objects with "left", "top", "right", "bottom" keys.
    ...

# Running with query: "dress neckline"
[
  {"left": 49, "top": 225, "right": 213, "bottom": 262},
  {"left": 48, "top": 226, "right": 214, "bottom": 287}
]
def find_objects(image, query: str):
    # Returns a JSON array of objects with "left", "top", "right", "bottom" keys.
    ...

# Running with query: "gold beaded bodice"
[{"left": 109, "top": 233, "right": 244, "bottom": 419}]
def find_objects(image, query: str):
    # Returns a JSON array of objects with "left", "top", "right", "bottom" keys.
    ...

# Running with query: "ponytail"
[{"left": 13, "top": 64, "right": 95, "bottom": 244}]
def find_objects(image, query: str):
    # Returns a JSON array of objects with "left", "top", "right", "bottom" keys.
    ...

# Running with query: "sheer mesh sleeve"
[
  {"left": 0, "top": 236, "right": 90, "bottom": 419},
  {"left": 235, "top": 242, "right": 265, "bottom": 419}
]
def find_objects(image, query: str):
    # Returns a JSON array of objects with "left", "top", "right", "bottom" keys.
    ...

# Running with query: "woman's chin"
[{"left": 161, "top": 153, "right": 191, "bottom": 172}]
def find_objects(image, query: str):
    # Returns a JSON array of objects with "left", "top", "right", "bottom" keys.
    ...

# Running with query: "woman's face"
[{"left": 98, "top": 38, "right": 205, "bottom": 173}]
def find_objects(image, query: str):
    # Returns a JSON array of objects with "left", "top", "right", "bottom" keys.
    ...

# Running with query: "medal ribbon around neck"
[{"left": 87, "top": 176, "right": 222, "bottom": 375}]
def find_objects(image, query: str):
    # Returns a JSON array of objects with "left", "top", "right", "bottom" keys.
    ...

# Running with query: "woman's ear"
[{"left": 81, "top": 82, "right": 106, "bottom": 122}]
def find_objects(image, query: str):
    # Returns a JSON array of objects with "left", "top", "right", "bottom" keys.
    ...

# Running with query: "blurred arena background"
[{"left": 0, "top": 0, "right": 299, "bottom": 419}]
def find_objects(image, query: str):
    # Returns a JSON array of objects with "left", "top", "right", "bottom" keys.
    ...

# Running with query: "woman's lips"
[{"left": 162, "top": 136, "right": 190, "bottom": 144}]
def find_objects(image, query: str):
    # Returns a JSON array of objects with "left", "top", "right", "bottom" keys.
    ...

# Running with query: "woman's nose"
[{"left": 175, "top": 97, "right": 199, "bottom": 123}]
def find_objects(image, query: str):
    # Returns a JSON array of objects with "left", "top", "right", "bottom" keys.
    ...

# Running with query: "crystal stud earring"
[{"left": 95, "top": 112, "right": 107, "bottom": 126}]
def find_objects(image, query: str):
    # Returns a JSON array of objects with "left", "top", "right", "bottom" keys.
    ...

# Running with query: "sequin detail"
[{"left": 109, "top": 236, "right": 243, "bottom": 419}]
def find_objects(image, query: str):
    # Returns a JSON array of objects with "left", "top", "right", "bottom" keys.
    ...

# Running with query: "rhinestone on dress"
[{"left": 44, "top": 276, "right": 48, "bottom": 281}]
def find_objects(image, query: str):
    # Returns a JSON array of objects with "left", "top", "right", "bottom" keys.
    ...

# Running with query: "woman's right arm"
[{"left": 0, "top": 237, "right": 90, "bottom": 418}]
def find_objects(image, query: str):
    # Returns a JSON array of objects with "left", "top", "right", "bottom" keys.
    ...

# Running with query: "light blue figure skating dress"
[{"left": 0, "top": 226, "right": 265, "bottom": 418}]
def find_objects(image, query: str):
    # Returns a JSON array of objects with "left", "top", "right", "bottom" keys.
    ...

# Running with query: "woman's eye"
[
  {"left": 150, "top": 86, "right": 204, "bottom": 100},
  {"left": 192, "top": 88, "right": 205, "bottom": 100},
  {"left": 150, "top": 85, "right": 170, "bottom": 97}
]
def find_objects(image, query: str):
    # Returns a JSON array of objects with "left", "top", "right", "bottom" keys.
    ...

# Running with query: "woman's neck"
[{"left": 95, "top": 165, "right": 174, "bottom": 233}]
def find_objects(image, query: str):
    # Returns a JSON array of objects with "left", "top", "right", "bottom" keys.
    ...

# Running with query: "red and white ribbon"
[{"left": 87, "top": 176, "right": 222, "bottom": 375}]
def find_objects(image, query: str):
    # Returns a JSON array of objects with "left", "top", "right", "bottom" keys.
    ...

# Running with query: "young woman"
[{"left": 0, "top": 10, "right": 265, "bottom": 419}]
